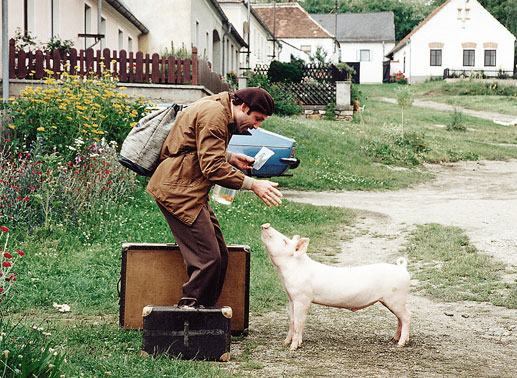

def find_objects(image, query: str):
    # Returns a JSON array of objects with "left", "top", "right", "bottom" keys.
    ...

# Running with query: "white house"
[
  {"left": 252, "top": 2, "right": 337, "bottom": 64},
  {"left": 386, "top": 0, "right": 516, "bottom": 83},
  {"left": 312, "top": 12, "right": 395, "bottom": 83},
  {"left": 124, "top": 0, "right": 246, "bottom": 77},
  {"left": 0, "top": 0, "right": 147, "bottom": 75},
  {"left": 217, "top": 0, "right": 280, "bottom": 71}
]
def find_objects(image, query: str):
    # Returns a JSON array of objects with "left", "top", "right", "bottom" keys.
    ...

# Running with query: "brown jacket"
[{"left": 147, "top": 92, "right": 246, "bottom": 226}]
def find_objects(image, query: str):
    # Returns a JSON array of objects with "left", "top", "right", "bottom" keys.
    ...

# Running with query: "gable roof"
[
  {"left": 388, "top": 0, "right": 451, "bottom": 55},
  {"left": 106, "top": 0, "right": 149, "bottom": 34},
  {"left": 253, "top": 2, "right": 333, "bottom": 39},
  {"left": 311, "top": 11, "right": 395, "bottom": 43}
]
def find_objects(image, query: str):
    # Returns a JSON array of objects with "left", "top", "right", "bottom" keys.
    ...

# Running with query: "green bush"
[
  {"left": 245, "top": 72, "right": 302, "bottom": 116},
  {"left": 0, "top": 137, "right": 137, "bottom": 232},
  {"left": 361, "top": 130, "right": 430, "bottom": 166},
  {"left": 267, "top": 84, "right": 303, "bottom": 116},
  {"left": 441, "top": 81, "right": 517, "bottom": 96},
  {"left": 267, "top": 60, "right": 303, "bottom": 84},
  {"left": 1, "top": 69, "right": 150, "bottom": 161},
  {"left": 447, "top": 108, "right": 467, "bottom": 132}
]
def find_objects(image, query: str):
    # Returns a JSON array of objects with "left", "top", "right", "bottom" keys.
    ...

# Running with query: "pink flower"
[
  {"left": 0, "top": 226, "right": 8, "bottom": 232},
  {"left": 2, "top": 261, "right": 11, "bottom": 267},
  {"left": 17, "top": 250, "right": 24, "bottom": 256},
  {"left": 0, "top": 288, "right": 3, "bottom": 293},
  {"left": 3, "top": 252, "right": 12, "bottom": 259}
]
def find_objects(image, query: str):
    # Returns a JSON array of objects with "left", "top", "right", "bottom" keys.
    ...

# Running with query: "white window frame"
[{"left": 359, "top": 49, "right": 371, "bottom": 62}]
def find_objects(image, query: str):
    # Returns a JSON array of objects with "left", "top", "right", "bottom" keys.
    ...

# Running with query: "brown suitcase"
[
  {"left": 119, "top": 243, "right": 250, "bottom": 335},
  {"left": 142, "top": 305, "right": 232, "bottom": 361}
]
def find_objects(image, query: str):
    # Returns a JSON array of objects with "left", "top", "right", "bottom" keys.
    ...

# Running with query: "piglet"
[{"left": 261, "top": 223, "right": 411, "bottom": 351}]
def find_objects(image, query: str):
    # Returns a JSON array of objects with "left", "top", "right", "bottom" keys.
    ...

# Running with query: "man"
[{"left": 147, "top": 87, "right": 282, "bottom": 307}]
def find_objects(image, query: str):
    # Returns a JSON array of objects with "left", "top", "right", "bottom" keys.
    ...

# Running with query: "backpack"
[{"left": 118, "top": 103, "right": 184, "bottom": 176}]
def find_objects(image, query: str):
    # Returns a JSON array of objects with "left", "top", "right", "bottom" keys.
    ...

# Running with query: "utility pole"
[{"left": 334, "top": 0, "right": 338, "bottom": 61}]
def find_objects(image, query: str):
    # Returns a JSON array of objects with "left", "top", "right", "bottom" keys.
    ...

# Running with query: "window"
[
  {"left": 360, "top": 49, "right": 370, "bottom": 62},
  {"left": 118, "top": 30, "right": 124, "bottom": 51},
  {"left": 463, "top": 49, "right": 475, "bottom": 66},
  {"left": 430, "top": 49, "right": 442, "bottom": 66},
  {"left": 51, "top": 0, "right": 60, "bottom": 37},
  {"left": 84, "top": 4, "right": 92, "bottom": 49},
  {"left": 24, "top": 0, "right": 35, "bottom": 36},
  {"left": 484, "top": 50, "right": 496, "bottom": 66},
  {"left": 300, "top": 45, "right": 311, "bottom": 54},
  {"left": 128, "top": 36, "right": 133, "bottom": 53},
  {"left": 195, "top": 21, "right": 199, "bottom": 49},
  {"left": 100, "top": 17, "right": 106, "bottom": 50}
]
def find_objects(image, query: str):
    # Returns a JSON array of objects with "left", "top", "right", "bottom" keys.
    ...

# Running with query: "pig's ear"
[{"left": 294, "top": 237, "right": 310, "bottom": 257}]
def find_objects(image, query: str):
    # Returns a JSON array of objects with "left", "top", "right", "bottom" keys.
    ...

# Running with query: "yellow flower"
[
  {"left": 8, "top": 124, "right": 15, "bottom": 129},
  {"left": 66, "top": 116, "right": 73, "bottom": 120},
  {"left": 93, "top": 137, "right": 100, "bottom": 142},
  {"left": 130, "top": 122, "right": 137, "bottom": 127},
  {"left": 51, "top": 125, "right": 57, "bottom": 129},
  {"left": 37, "top": 127, "right": 45, "bottom": 132}
]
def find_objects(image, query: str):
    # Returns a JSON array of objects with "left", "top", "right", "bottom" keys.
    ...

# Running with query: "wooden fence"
[{"left": 8, "top": 39, "right": 231, "bottom": 94}]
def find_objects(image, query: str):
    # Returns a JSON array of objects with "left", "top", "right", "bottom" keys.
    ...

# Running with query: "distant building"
[
  {"left": 386, "top": 0, "right": 516, "bottom": 83},
  {"left": 312, "top": 12, "right": 395, "bottom": 83},
  {"left": 253, "top": 2, "right": 337, "bottom": 64}
]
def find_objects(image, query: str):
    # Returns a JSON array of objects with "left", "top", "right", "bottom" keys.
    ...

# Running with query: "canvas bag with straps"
[{"left": 118, "top": 103, "right": 184, "bottom": 176}]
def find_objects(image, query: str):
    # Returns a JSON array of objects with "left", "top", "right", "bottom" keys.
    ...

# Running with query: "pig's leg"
[
  {"left": 381, "top": 299, "right": 411, "bottom": 347},
  {"left": 284, "top": 299, "right": 294, "bottom": 346},
  {"left": 289, "top": 300, "right": 311, "bottom": 351}
]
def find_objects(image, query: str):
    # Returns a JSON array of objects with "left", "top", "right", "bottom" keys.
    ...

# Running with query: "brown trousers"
[{"left": 156, "top": 201, "right": 229, "bottom": 306}]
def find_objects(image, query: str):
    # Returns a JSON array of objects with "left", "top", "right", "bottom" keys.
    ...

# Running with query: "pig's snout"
[{"left": 261, "top": 223, "right": 270, "bottom": 230}]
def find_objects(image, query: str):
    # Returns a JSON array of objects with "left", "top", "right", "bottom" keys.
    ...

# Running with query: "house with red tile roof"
[
  {"left": 386, "top": 0, "right": 516, "bottom": 83},
  {"left": 252, "top": 2, "right": 337, "bottom": 64}
]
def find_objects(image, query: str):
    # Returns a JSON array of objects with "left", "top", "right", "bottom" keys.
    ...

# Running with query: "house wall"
[
  {"left": 125, "top": 0, "right": 242, "bottom": 77},
  {"left": 0, "top": 0, "right": 142, "bottom": 77},
  {"left": 219, "top": 2, "right": 277, "bottom": 70},
  {"left": 391, "top": 0, "right": 516, "bottom": 83},
  {"left": 124, "top": 0, "right": 192, "bottom": 55},
  {"left": 340, "top": 41, "right": 394, "bottom": 83},
  {"left": 277, "top": 38, "right": 335, "bottom": 64}
]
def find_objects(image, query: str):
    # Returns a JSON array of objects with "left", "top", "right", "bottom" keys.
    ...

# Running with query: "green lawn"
[{"left": 2, "top": 80, "right": 517, "bottom": 377}]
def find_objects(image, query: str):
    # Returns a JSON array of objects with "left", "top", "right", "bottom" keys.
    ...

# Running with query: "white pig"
[{"left": 261, "top": 223, "right": 411, "bottom": 351}]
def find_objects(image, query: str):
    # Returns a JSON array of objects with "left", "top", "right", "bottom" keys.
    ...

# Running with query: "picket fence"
[{"left": 8, "top": 39, "right": 231, "bottom": 94}]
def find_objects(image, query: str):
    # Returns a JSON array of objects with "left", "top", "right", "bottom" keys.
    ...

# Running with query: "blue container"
[{"left": 228, "top": 129, "right": 300, "bottom": 177}]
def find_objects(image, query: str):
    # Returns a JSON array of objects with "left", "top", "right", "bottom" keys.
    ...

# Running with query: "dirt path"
[
  {"left": 374, "top": 96, "right": 517, "bottom": 124},
  {"left": 223, "top": 160, "right": 517, "bottom": 378}
]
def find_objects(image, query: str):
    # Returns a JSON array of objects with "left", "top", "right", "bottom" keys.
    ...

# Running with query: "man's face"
[{"left": 234, "top": 103, "right": 268, "bottom": 134}]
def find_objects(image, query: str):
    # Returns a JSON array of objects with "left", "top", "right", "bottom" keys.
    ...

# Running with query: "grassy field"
[{"left": 2, "top": 80, "right": 517, "bottom": 377}]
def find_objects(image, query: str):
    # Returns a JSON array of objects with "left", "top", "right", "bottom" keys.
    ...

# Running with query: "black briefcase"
[{"left": 142, "top": 305, "right": 232, "bottom": 361}]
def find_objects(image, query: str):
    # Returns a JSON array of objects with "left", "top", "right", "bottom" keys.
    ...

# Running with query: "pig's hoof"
[{"left": 289, "top": 344, "right": 299, "bottom": 351}]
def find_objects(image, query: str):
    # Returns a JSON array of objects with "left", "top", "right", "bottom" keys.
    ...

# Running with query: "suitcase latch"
[{"left": 183, "top": 320, "right": 189, "bottom": 347}]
